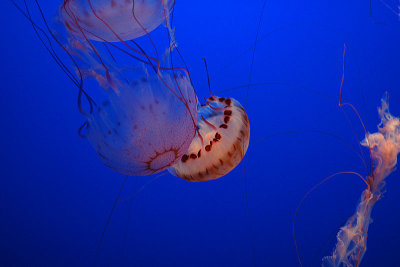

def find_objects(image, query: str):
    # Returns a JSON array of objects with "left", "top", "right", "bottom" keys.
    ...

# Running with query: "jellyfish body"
[
  {"left": 85, "top": 68, "right": 198, "bottom": 176},
  {"left": 169, "top": 96, "right": 250, "bottom": 181},
  {"left": 60, "top": 0, "right": 175, "bottom": 42}
]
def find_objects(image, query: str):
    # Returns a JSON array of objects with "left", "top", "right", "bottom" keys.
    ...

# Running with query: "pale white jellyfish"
[
  {"left": 59, "top": 0, "right": 175, "bottom": 42},
  {"left": 322, "top": 93, "right": 400, "bottom": 267}
]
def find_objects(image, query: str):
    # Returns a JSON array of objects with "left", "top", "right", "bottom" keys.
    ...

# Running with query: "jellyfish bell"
[
  {"left": 168, "top": 96, "right": 250, "bottom": 181},
  {"left": 59, "top": 0, "right": 175, "bottom": 42},
  {"left": 85, "top": 66, "right": 198, "bottom": 176}
]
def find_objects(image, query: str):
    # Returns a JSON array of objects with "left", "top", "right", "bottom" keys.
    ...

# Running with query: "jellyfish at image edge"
[
  {"left": 322, "top": 93, "right": 400, "bottom": 267},
  {"left": 59, "top": 0, "right": 175, "bottom": 42}
]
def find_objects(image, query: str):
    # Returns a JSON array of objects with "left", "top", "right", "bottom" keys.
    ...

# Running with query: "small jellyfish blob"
[
  {"left": 168, "top": 96, "right": 250, "bottom": 181},
  {"left": 59, "top": 0, "right": 175, "bottom": 42},
  {"left": 85, "top": 68, "right": 198, "bottom": 176},
  {"left": 322, "top": 93, "right": 400, "bottom": 267}
]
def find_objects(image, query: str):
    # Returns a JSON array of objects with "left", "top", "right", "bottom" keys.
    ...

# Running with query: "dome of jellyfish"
[
  {"left": 59, "top": 0, "right": 175, "bottom": 42},
  {"left": 169, "top": 96, "right": 250, "bottom": 181},
  {"left": 85, "top": 68, "right": 198, "bottom": 176}
]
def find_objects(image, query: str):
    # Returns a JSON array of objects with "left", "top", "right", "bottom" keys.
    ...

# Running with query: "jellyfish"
[
  {"left": 77, "top": 50, "right": 249, "bottom": 178},
  {"left": 59, "top": 0, "right": 175, "bottom": 42},
  {"left": 322, "top": 94, "right": 400, "bottom": 267},
  {"left": 80, "top": 48, "right": 250, "bottom": 178}
]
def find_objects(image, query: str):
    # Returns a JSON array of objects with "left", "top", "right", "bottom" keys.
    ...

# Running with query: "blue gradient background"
[{"left": 1, "top": 1, "right": 400, "bottom": 266}]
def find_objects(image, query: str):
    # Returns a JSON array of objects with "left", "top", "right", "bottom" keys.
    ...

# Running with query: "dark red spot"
[
  {"left": 133, "top": 125, "right": 138, "bottom": 130},
  {"left": 224, "top": 116, "right": 230, "bottom": 123},
  {"left": 219, "top": 124, "right": 228, "bottom": 129},
  {"left": 181, "top": 154, "right": 189, "bottom": 162},
  {"left": 111, "top": 0, "right": 117, "bottom": 7},
  {"left": 209, "top": 96, "right": 215, "bottom": 101},
  {"left": 219, "top": 159, "right": 224, "bottom": 165},
  {"left": 224, "top": 110, "right": 232, "bottom": 116},
  {"left": 197, "top": 150, "right": 201, "bottom": 158},
  {"left": 190, "top": 154, "right": 197, "bottom": 159},
  {"left": 215, "top": 133, "right": 222, "bottom": 140},
  {"left": 205, "top": 145, "right": 211, "bottom": 152},
  {"left": 225, "top": 99, "right": 232, "bottom": 106},
  {"left": 218, "top": 97, "right": 225, "bottom": 102}
]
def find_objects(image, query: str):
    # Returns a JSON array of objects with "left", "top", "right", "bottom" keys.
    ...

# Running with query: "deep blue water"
[{"left": 1, "top": 1, "right": 400, "bottom": 266}]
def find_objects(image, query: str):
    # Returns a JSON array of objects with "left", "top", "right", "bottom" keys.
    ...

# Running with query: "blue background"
[{"left": 1, "top": 0, "right": 400, "bottom": 266}]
